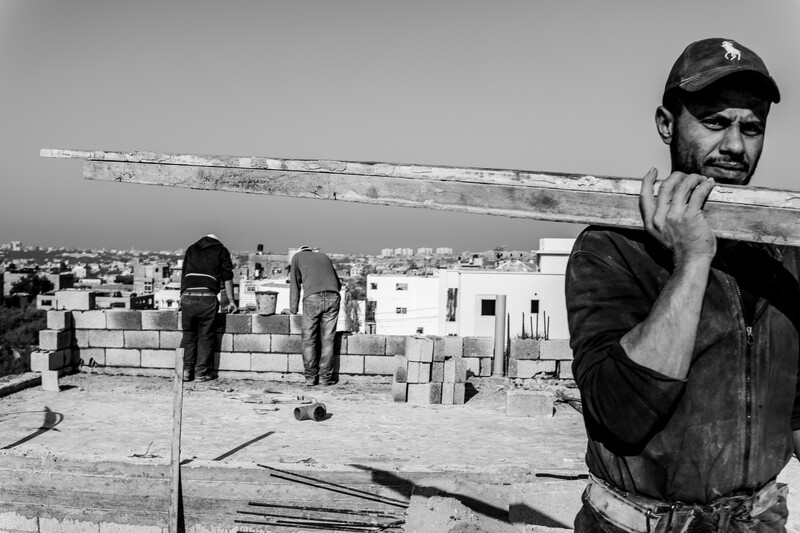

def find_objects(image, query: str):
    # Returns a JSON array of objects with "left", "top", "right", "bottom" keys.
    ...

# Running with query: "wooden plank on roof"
[{"left": 40, "top": 148, "right": 800, "bottom": 246}]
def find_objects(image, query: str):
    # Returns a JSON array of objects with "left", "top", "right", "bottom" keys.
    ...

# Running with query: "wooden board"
[{"left": 40, "top": 148, "right": 800, "bottom": 246}]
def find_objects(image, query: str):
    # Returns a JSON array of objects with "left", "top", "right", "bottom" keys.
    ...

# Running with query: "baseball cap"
[{"left": 663, "top": 38, "right": 780, "bottom": 104}]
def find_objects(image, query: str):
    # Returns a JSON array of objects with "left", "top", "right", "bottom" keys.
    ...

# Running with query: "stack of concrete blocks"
[
  {"left": 506, "top": 338, "right": 574, "bottom": 417},
  {"left": 394, "top": 336, "right": 468, "bottom": 405},
  {"left": 32, "top": 311, "right": 77, "bottom": 391}
]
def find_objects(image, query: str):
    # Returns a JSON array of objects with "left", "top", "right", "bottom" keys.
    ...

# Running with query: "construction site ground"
[{"left": 1, "top": 371, "right": 798, "bottom": 532}]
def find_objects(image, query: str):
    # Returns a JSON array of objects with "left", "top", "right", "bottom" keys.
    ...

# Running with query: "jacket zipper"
[{"left": 733, "top": 279, "right": 754, "bottom": 488}]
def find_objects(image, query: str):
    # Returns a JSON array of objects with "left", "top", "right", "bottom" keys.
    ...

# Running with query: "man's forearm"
[
  {"left": 620, "top": 258, "right": 712, "bottom": 380},
  {"left": 224, "top": 280, "right": 235, "bottom": 305}
]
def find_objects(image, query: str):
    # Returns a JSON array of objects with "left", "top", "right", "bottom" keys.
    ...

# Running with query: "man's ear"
[{"left": 655, "top": 106, "right": 675, "bottom": 145}]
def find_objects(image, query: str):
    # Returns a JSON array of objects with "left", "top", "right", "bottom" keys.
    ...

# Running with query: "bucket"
[
  {"left": 255, "top": 290, "right": 278, "bottom": 315},
  {"left": 294, "top": 402, "right": 327, "bottom": 421}
]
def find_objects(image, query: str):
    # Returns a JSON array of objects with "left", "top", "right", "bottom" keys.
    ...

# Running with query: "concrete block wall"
[{"left": 34, "top": 310, "right": 577, "bottom": 386}]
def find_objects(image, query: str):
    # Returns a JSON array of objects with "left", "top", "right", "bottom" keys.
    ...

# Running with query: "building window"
[
  {"left": 396, "top": 283, "right": 408, "bottom": 291},
  {"left": 396, "top": 307, "right": 407, "bottom": 314},
  {"left": 365, "top": 301, "right": 377, "bottom": 322},
  {"left": 480, "top": 299, "right": 495, "bottom": 316},
  {"left": 370, "top": 282, "right": 378, "bottom": 290},
  {"left": 531, "top": 299, "right": 540, "bottom": 313}
]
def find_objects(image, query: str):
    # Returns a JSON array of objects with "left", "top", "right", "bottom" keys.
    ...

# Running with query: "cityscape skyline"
[{"left": 3, "top": 2, "right": 800, "bottom": 254}]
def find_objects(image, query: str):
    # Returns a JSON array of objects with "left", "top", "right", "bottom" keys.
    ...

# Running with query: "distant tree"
[
  {"left": 9, "top": 273, "right": 54, "bottom": 296},
  {"left": 0, "top": 307, "right": 46, "bottom": 377},
  {"left": 115, "top": 275, "right": 134, "bottom": 285}
]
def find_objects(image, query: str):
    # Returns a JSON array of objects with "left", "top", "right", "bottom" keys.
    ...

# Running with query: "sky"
[{"left": 1, "top": 1, "right": 799, "bottom": 255}]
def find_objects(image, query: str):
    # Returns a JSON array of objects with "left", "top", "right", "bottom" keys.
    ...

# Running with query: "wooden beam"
[{"left": 41, "top": 148, "right": 800, "bottom": 246}]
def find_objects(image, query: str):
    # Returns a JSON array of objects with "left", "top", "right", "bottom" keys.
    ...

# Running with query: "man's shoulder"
[{"left": 575, "top": 225, "right": 651, "bottom": 252}]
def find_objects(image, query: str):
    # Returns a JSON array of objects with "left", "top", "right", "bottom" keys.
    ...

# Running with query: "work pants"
[
  {"left": 301, "top": 291, "right": 340, "bottom": 384},
  {"left": 180, "top": 294, "right": 219, "bottom": 378}
]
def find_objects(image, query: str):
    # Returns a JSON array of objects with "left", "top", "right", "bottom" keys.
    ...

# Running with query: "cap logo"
[{"left": 721, "top": 41, "right": 741, "bottom": 61}]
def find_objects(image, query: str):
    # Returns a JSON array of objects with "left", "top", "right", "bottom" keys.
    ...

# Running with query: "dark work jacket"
[
  {"left": 180, "top": 236, "right": 234, "bottom": 294},
  {"left": 566, "top": 226, "right": 800, "bottom": 504}
]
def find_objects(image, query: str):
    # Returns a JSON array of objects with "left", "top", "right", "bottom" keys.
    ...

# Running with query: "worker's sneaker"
[
  {"left": 183, "top": 370, "right": 194, "bottom": 382},
  {"left": 197, "top": 374, "right": 216, "bottom": 382}
]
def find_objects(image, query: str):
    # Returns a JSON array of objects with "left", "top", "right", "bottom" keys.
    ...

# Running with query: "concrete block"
[
  {"left": 253, "top": 314, "right": 290, "bottom": 334},
  {"left": 393, "top": 381, "right": 408, "bottom": 402},
  {"left": 513, "top": 360, "right": 558, "bottom": 379},
  {"left": 215, "top": 332, "right": 233, "bottom": 352},
  {"left": 234, "top": 333, "right": 270, "bottom": 353},
  {"left": 510, "top": 338, "right": 541, "bottom": 360},
  {"left": 223, "top": 313, "right": 252, "bottom": 333},
  {"left": 41, "top": 370, "right": 61, "bottom": 392},
  {"left": 453, "top": 382, "right": 466, "bottom": 405},
  {"left": 463, "top": 336, "right": 493, "bottom": 358},
  {"left": 288, "top": 353, "right": 304, "bottom": 373},
  {"left": 443, "top": 336, "right": 463, "bottom": 359},
  {"left": 39, "top": 329, "right": 72, "bottom": 351},
  {"left": 89, "top": 330, "right": 124, "bottom": 348},
  {"left": 441, "top": 382, "right": 455, "bottom": 405},
  {"left": 289, "top": 314, "right": 304, "bottom": 334},
  {"left": 364, "top": 355, "right": 396, "bottom": 375},
  {"left": 480, "top": 357, "right": 493, "bottom": 377},
  {"left": 406, "top": 360, "right": 420, "bottom": 383},
  {"left": 506, "top": 390, "right": 555, "bottom": 417},
  {"left": 405, "top": 336, "right": 434, "bottom": 362},
  {"left": 124, "top": 330, "right": 160, "bottom": 349},
  {"left": 74, "top": 329, "right": 89, "bottom": 348},
  {"left": 105, "top": 348, "right": 141, "bottom": 367},
  {"left": 440, "top": 382, "right": 466, "bottom": 405},
  {"left": 141, "top": 310, "right": 179, "bottom": 330},
  {"left": 338, "top": 354, "right": 364, "bottom": 374},
  {"left": 47, "top": 310, "right": 73, "bottom": 330},
  {"left": 429, "top": 336, "right": 449, "bottom": 362},
  {"left": 444, "top": 357, "right": 467, "bottom": 383},
  {"left": 251, "top": 352, "right": 289, "bottom": 373},
  {"left": 558, "top": 361, "right": 574, "bottom": 380},
  {"left": 72, "top": 310, "right": 107, "bottom": 329},
  {"left": 347, "top": 334, "right": 386, "bottom": 355},
  {"left": 431, "top": 362, "right": 444, "bottom": 383},
  {"left": 30, "top": 349, "right": 70, "bottom": 371},
  {"left": 218, "top": 351, "right": 251, "bottom": 371},
  {"left": 393, "top": 354, "right": 408, "bottom": 383},
  {"left": 141, "top": 349, "right": 175, "bottom": 369},
  {"left": 385, "top": 335, "right": 406, "bottom": 355},
  {"left": 414, "top": 362, "right": 431, "bottom": 383},
  {"left": 160, "top": 331, "right": 183, "bottom": 349},
  {"left": 271, "top": 334, "right": 302, "bottom": 354},
  {"left": 540, "top": 339, "right": 573, "bottom": 361},
  {"left": 464, "top": 357, "right": 480, "bottom": 378},
  {"left": 106, "top": 311, "right": 142, "bottom": 330},
  {"left": 407, "top": 383, "right": 442, "bottom": 405}
]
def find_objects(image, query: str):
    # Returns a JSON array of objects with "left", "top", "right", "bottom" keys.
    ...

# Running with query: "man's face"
[{"left": 667, "top": 82, "right": 771, "bottom": 185}]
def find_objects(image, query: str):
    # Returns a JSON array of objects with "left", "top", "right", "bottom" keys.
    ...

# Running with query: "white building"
[
  {"left": 435, "top": 247, "right": 453, "bottom": 255},
  {"left": 536, "top": 238, "right": 576, "bottom": 274},
  {"left": 365, "top": 274, "right": 441, "bottom": 335},
  {"left": 365, "top": 239, "right": 575, "bottom": 338},
  {"left": 417, "top": 247, "right": 433, "bottom": 256},
  {"left": 380, "top": 248, "right": 394, "bottom": 257}
]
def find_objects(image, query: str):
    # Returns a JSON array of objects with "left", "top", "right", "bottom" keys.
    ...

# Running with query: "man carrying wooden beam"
[{"left": 567, "top": 38, "right": 799, "bottom": 533}]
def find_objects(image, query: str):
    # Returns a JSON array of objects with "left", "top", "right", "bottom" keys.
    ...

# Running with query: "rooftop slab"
[{"left": 0, "top": 372, "right": 798, "bottom": 532}]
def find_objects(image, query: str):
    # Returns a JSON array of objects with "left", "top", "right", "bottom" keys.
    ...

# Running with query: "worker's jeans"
[
  {"left": 180, "top": 294, "right": 219, "bottom": 378},
  {"left": 301, "top": 291, "right": 340, "bottom": 385}
]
